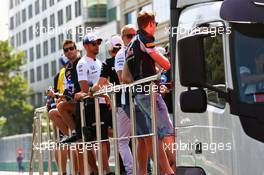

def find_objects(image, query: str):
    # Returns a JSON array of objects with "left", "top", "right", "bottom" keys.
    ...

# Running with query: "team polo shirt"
[
  {"left": 115, "top": 46, "right": 127, "bottom": 72},
  {"left": 77, "top": 55, "right": 106, "bottom": 104},
  {"left": 64, "top": 58, "right": 81, "bottom": 95},
  {"left": 125, "top": 29, "right": 157, "bottom": 94},
  {"left": 100, "top": 57, "right": 121, "bottom": 107},
  {"left": 126, "top": 29, "right": 156, "bottom": 81},
  {"left": 115, "top": 47, "right": 128, "bottom": 105}
]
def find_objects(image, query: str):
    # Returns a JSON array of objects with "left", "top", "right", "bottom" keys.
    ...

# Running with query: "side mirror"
[
  {"left": 178, "top": 35, "right": 206, "bottom": 87},
  {"left": 180, "top": 89, "right": 207, "bottom": 113}
]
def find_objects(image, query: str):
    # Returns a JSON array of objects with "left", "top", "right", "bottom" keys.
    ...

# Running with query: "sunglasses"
[
  {"left": 125, "top": 34, "right": 136, "bottom": 39},
  {"left": 63, "top": 46, "right": 75, "bottom": 53},
  {"left": 85, "top": 40, "right": 102, "bottom": 46}
]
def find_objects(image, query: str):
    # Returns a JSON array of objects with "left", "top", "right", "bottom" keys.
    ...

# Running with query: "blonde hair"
[{"left": 121, "top": 24, "right": 137, "bottom": 37}]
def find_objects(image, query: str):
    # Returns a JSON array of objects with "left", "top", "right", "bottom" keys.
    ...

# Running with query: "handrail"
[
  {"left": 30, "top": 73, "right": 163, "bottom": 175},
  {"left": 93, "top": 72, "right": 162, "bottom": 96},
  {"left": 34, "top": 106, "right": 47, "bottom": 113},
  {"left": 91, "top": 73, "right": 162, "bottom": 174},
  {"left": 30, "top": 106, "right": 72, "bottom": 175}
]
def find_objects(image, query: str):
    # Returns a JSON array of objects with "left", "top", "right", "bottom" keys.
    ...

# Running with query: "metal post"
[
  {"left": 80, "top": 101, "right": 90, "bottom": 175},
  {"left": 129, "top": 88, "right": 137, "bottom": 175},
  {"left": 52, "top": 123, "right": 57, "bottom": 143},
  {"left": 45, "top": 111, "right": 53, "bottom": 175},
  {"left": 150, "top": 82, "right": 158, "bottom": 174},
  {"left": 29, "top": 117, "right": 37, "bottom": 175},
  {"left": 37, "top": 113, "right": 44, "bottom": 175},
  {"left": 51, "top": 124, "right": 57, "bottom": 173},
  {"left": 94, "top": 97, "right": 103, "bottom": 175},
  {"left": 111, "top": 92, "right": 120, "bottom": 175},
  {"left": 68, "top": 128, "right": 76, "bottom": 175},
  {"left": 56, "top": 128, "right": 62, "bottom": 175},
  {"left": 91, "top": 73, "right": 162, "bottom": 175}
]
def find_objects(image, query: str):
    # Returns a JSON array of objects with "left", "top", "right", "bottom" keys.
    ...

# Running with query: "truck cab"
[{"left": 171, "top": 0, "right": 264, "bottom": 174}]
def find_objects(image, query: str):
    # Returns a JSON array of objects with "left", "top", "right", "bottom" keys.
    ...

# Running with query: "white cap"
[
  {"left": 106, "top": 35, "right": 123, "bottom": 51},
  {"left": 83, "top": 33, "right": 102, "bottom": 45}
]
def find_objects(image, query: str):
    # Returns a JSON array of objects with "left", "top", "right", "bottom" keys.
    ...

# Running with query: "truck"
[{"left": 170, "top": 0, "right": 264, "bottom": 174}]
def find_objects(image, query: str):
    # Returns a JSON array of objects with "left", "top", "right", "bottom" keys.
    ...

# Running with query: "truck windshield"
[{"left": 231, "top": 23, "right": 264, "bottom": 104}]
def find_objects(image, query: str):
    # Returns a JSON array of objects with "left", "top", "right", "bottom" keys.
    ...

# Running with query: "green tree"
[
  {"left": 0, "top": 40, "right": 34, "bottom": 136},
  {"left": 0, "top": 117, "right": 6, "bottom": 136}
]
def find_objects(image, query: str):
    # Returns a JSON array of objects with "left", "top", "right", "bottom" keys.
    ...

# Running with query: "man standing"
[
  {"left": 17, "top": 151, "right": 24, "bottom": 173},
  {"left": 122, "top": 11, "right": 175, "bottom": 174},
  {"left": 75, "top": 33, "right": 113, "bottom": 175},
  {"left": 91, "top": 35, "right": 131, "bottom": 175},
  {"left": 116, "top": 24, "right": 155, "bottom": 175}
]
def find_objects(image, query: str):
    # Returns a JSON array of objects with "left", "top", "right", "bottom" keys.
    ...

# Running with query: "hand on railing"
[
  {"left": 89, "top": 84, "right": 113, "bottom": 109},
  {"left": 160, "top": 84, "right": 169, "bottom": 96},
  {"left": 74, "top": 92, "right": 88, "bottom": 101},
  {"left": 46, "top": 86, "right": 55, "bottom": 98},
  {"left": 45, "top": 87, "right": 57, "bottom": 111},
  {"left": 102, "top": 94, "right": 112, "bottom": 110},
  {"left": 62, "top": 89, "right": 75, "bottom": 102}
]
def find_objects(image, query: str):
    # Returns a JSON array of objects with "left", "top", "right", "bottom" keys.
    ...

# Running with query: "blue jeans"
[
  {"left": 134, "top": 93, "right": 174, "bottom": 138},
  {"left": 123, "top": 104, "right": 150, "bottom": 136}
]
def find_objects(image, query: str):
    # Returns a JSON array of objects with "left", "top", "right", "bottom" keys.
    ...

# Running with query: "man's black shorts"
[{"left": 82, "top": 98, "right": 112, "bottom": 142}]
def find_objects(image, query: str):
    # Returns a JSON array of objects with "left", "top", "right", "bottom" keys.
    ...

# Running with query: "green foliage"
[
  {"left": 0, "top": 41, "right": 24, "bottom": 78},
  {"left": 0, "top": 117, "right": 7, "bottom": 136},
  {"left": 0, "top": 40, "right": 34, "bottom": 136}
]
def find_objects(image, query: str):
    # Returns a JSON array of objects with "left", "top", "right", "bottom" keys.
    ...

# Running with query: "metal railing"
[
  {"left": 29, "top": 107, "right": 76, "bottom": 175},
  {"left": 29, "top": 73, "right": 162, "bottom": 175},
  {"left": 29, "top": 106, "right": 46, "bottom": 175},
  {"left": 87, "top": 73, "right": 161, "bottom": 175}
]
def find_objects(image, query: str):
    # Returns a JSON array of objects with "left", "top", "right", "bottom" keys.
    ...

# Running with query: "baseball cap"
[
  {"left": 106, "top": 35, "right": 124, "bottom": 51},
  {"left": 83, "top": 33, "right": 103, "bottom": 45},
  {"left": 59, "top": 54, "right": 69, "bottom": 66}
]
